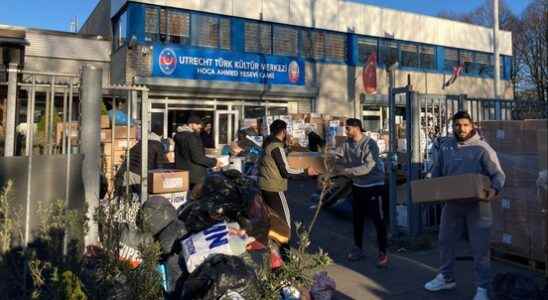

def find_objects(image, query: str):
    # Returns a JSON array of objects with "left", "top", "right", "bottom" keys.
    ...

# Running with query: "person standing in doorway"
[
  {"left": 335, "top": 118, "right": 388, "bottom": 267},
  {"left": 424, "top": 111, "right": 504, "bottom": 300},
  {"left": 174, "top": 115, "right": 223, "bottom": 191},
  {"left": 201, "top": 122, "right": 215, "bottom": 149}
]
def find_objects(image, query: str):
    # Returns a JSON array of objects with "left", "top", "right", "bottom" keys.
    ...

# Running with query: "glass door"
[{"left": 214, "top": 110, "right": 239, "bottom": 148}]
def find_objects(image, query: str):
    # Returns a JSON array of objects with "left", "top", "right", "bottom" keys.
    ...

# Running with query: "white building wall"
[{"left": 110, "top": 0, "right": 512, "bottom": 55}]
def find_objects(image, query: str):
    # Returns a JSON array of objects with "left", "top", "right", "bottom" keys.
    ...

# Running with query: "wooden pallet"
[{"left": 490, "top": 247, "right": 548, "bottom": 277}]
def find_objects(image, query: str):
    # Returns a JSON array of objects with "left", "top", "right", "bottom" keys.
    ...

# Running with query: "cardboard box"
[
  {"left": 148, "top": 169, "right": 189, "bottom": 194},
  {"left": 112, "top": 126, "right": 136, "bottom": 139},
  {"left": 528, "top": 212, "right": 547, "bottom": 262},
  {"left": 102, "top": 139, "right": 137, "bottom": 154},
  {"left": 101, "top": 115, "right": 110, "bottom": 129},
  {"left": 100, "top": 129, "right": 111, "bottom": 142},
  {"left": 287, "top": 152, "right": 327, "bottom": 174},
  {"left": 411, "top": 174, "right": 491, "bottom": 203},
  {"left": 538, "top": 130, "right": 548, "bottom": 170},
  {"left": 56, "top": 122, "right": 79, "bottom": 144},
  {"left": 205, "top": 148, "right": 220, "bottom": 156},
  {"left": 491, "top": 225, "right": 530, "bottom": 258}
]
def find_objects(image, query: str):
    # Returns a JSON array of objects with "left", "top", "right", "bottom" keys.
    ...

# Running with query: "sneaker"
[
  {"left": 376, "top": 253, "right": 389, "bottom": 268},
  {"left": 473, "top": 287, "right": 489, "bottom": 300},
  {"left": 347, "top": 246, "right": 366, "bottom": 261},
  {"left": 424, "top": 274, "right": 456, "bottom": 291}
]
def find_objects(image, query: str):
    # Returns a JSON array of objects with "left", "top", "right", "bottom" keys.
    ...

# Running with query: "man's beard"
[{"left": 455, "top": 129, "right": 476, "bottom": 141}]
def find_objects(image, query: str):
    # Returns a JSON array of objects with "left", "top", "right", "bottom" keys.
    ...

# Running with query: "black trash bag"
[
  {"left": 120, "top": 223, "right": 154, "bottom": 248},
  {"left": 137, "top": 195, "right": 177, "bottom": 235},
  {"left": 179, "top": 254, "right": 260, "bottom": 300},
  {"left": 489, "top": 272, "right": 542, "bottom": 300},
  {"left": 178, "top": 170, "right": 260, "bottom": 233},
  {"left": 156, "top": 219, "right": 188, "bottom": 255}
]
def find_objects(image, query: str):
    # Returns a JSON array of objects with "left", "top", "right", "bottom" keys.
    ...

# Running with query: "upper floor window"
[
  {"left": 113, "top": 11, "right": 127, "bottom": 49},
  {"left": 419, "top": 45, "right": 435, "bottom": 69},
  {"left": 460, "top": 50, "right": 474, "bottom": 74},
  {"left": 357, "top": 37, "right": 377, "bottom": 64},
  {"left": 245, "top": 22, "right": 272, "bottom": 54},
  {"left": 273, "top": 26, "right": 298, "bottom": 57},
  {"left": 324, "top": 32, "right": 346, "bottom": 61},
  {"left": 302, "top": 30, "right": 325, "bottom": 60},
  {"left": 476, "top": 52, "right": 493, "bottom": 77},
  {"left": 400, "top": 43, "right": 418, "bottom": 68},
  {"left": 192, "top": 14, "right": 231, "bottom": 50},
  {"left": 379, "top": 40, "right": 398, "bottom": 66},
  {"left": 444, "top": 48, "right": 459, "bottom": 71},
  {"left": 144, "top": 7, "right": 159, "bottom": 42}
]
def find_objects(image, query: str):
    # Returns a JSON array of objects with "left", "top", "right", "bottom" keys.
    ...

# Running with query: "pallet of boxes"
[
  {"left": 479, "top": 119, "right": 548, "bottom": 275},
  {"left": 100, "top": 115, "right": 137, "bottom": 193}
]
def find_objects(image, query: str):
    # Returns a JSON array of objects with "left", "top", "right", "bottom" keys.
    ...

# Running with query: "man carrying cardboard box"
[
  {"left": 258, "top": 120, "right": 318, "bottom": 256},
  {"left": 424, "top": 111, "right": 505, "bottom": 300},
  {"left": 334, "top": 118, "right": 388, "bottom": 267}
]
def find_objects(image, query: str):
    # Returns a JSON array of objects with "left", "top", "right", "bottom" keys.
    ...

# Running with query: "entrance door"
[{"left": 214, "top": 110, "right": 239, "bottom": 148}]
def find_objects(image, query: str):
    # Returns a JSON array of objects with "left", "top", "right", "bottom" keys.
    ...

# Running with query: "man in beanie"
[
  {"left": 174, "top": 115, "right": 223, "bottom": 190},
  {"left": 335, "top": 118, "right": 388, "bottom": 267},
  {"left": 424, "top": 111, "right": 505, "bottom": 300},
  {"left": 258, "top": 120, "right": 317, "bottom": 253}
]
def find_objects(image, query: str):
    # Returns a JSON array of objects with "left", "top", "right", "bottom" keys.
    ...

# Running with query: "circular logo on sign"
[
  {"left": 158, "top": 48, "right": 177, "bottom": 75},
  {"left": 288, "top": 60, "right": 300, "bottom": 83}
]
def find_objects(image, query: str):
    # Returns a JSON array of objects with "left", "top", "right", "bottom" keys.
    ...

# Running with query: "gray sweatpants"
[{"left": 439, "top": 201, "right": 492, "bottom": 289}]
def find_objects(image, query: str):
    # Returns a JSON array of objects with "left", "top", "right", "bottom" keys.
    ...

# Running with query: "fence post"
[
  {"left": 406, "top": 91, "right": 422, "bottom": 237},
  {"left": 80, "top": 65, "right": 102, "bottom": 247},
  {"left": 4, "top": 63, "right": 18, "bottom": 157},
  {"left": 388, "top": 64, "right": 398, "bottom": 234}
]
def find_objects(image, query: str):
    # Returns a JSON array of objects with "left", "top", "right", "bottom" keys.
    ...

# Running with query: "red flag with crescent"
[{"left": 362, "top": 52, "right": 377, "bottom": 94}]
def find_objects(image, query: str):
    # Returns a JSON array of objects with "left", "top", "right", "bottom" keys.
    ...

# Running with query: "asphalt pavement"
[{"left": 286, "top": 179, "right": 546, "bottom": 300}]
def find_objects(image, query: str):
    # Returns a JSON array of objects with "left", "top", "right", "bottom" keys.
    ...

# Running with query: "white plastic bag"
[{"left": 181, "top": 221, "right": 254, "bottom": 273}]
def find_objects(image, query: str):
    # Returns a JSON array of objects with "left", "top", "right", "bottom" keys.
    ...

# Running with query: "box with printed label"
[
  {"left": 153, "top": 192, "right": 188, "bottom": 210},
  {"left": 56, "top": 122, "right": 79, "bottom": 144},
  {"left": 411, "top": 174, "right": 492, "bottom": 203},
  {"left": 148, "top": 169, "right": 189, "bottom": 194}
]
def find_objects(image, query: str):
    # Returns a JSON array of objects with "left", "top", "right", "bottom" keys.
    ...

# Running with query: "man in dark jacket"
[
  {"left": 119, "top": 120, "right": 168, "bottom": 196},
  {"left": 174, "top": 115, "right": 222, "bottom": 190}
]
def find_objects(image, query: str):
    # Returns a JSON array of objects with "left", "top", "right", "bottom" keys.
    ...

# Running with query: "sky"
[{"left": 0, "top": 0, "right": 534, "bottom": 32}]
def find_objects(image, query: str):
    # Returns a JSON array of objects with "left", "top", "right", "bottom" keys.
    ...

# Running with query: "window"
[
  {"left": 476, "top": 52, "right": 493, "bottom": 77},
  {"left": 245, "top": 22, "right": 272, "bottom": 54},
  {"left": 166, "top": 10, "right": 190, "bottom": 44},
  {"left": 460, "top": 50, "right": 474, "bottom": 74},
  {"left": 144, "top": 7, "right": 159, "bottom": 42},
  {"left": 325, "top": 32, "right": 346, "bottom": 61},
  {"left": 192, "top": 14, "right": 231, "bottom": 49},
  {"left": 302, "top": 30, "right": 325, "bottom": 59},
  {"left": 444, "top": 48, "right": 459, "bottom": 71},
  {"left": 159, "top": 9, "right": 167, "bottom": 41},
  {"left": 113, "top": 11, "right": 127, "bottom": 49},
  {"left": 401, "top": 44, "right": 418, "bottom": 68},
  {"left": 379, "top": 40, "right": 398, "bottom": 66},
  {"left": 419, "top": 45, "right": 435, "bottom": 69},
  {"left": 357, "top": 38, "right": 377, "bottom": 64},
  {"left": 273, "top": 26, "right": 298, "bottom": 56}
]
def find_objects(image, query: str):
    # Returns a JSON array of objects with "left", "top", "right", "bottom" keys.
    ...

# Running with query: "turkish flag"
[{"left": 362, "top": 52, "right": 377, "bottom": 94}]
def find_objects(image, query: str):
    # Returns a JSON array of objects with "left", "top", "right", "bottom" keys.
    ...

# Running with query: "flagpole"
[{"left": 493, "top": 0, "right": 500, "bottom": 100}]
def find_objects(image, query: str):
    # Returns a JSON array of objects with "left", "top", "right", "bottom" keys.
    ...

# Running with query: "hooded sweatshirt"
[
  {"left": 431, "top": 131, "right": 505, "bottom": 193},
  {"left": 336, "top": 135, "right": 385, "bottom": 187}
]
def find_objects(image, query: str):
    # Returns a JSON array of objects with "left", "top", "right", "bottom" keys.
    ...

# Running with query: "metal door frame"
[{"left": 214, "top": 110, "right": 239, "bottom": 148}]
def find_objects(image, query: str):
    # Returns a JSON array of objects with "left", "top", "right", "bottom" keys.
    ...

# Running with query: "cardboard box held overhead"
[
  {"left": 287, "top": 152, "right": 327, "bottom": 174},
  {"left": 411, "top": 174, "right": 492, "bottom": 203},
  {"left": 148, "top": 170, "right": 189, "bottom": 194}
]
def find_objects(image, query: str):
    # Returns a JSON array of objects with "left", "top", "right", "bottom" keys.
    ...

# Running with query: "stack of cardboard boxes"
[
  {"left": 479, "top": 119, "right": 548, "bottom": 262},
  {"left": 148, "top": 169, "right": 189, "bottom": 209},
  {"left": 100, "top": 116, "right": 137, "bottom": 192}
]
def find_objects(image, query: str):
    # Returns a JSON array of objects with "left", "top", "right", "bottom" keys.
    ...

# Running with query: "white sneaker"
[
  {"left": 473, "top": 287, "right": 489, "bottom": 300},
  {"left": 424, "top": 274, "right": 456, "bottom": 291}
]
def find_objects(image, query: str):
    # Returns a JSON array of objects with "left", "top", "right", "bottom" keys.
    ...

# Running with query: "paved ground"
[{"left": 286, "top": 179, "right": 546, "bottom": 300}]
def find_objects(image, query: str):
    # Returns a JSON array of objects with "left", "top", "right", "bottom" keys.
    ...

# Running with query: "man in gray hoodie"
[
  {"left": 335, "top": 118, "right": 388, "bottom": 267},
  {"left": 424, "top": 111, "right": 505, "bottom": 300}
]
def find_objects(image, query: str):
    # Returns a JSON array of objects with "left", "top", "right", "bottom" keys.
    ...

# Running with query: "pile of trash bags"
[{"left": 111, "top": 169, "right": 334, "bottom": 299}]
